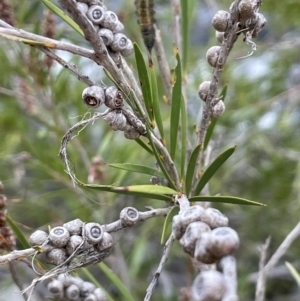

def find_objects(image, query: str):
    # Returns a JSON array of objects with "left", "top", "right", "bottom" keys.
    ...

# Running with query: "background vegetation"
[{"left": 0, "top": 0, "right": 300, "bottom": 300}]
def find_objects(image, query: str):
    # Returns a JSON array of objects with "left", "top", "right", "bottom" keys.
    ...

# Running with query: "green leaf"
[
  {"left": 185, "top": 144, "right": 202, "bottom": 196},
  {"left": 170, "top": 52, "right": 182, "bottom": 160},
  {"left": 194, "top": 146, "right": 236, "bottom": 196},
  {"left": 204, "top": 85, "right": 228, "bottom": 150},
  {"left": 108, "top": 163, "right": 165, "bottom": 178},
  {"left": 149, "top": 58, "right": 164, "bottom": 139},
  {"left": 98, "top": 262, "right": 136, "bottom": 301},
  {"left": 113, "top": 185, "right": 177, "bottom": 195},
  {"left": 285, "top": 262, "right": 300, "bottom": 287},
  {"left": 161, "top": 206, "right": 180, "bottom": 244},
  {"left": 6, "top": 215, "right": 31, "bottom": 249},
  {"left": 134, "top": 43, "right": 154, "bottom": 121},
  {"left": 189, "top": 195, "right": 266, "bottom": 206},
  {"left": 81, "top": 268, "right": 114, "bottom": 301},
  {"left": 180, "top": 95, "right": 187, "bottom": 181},
  {"left": 135, "top": 137, "right": 153, "bottom": 155},
  {"left": 41, "top": 0, "right": 84, "bottom": 37}
]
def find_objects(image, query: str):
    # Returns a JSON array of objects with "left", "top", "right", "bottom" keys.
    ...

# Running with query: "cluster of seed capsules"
[
  {"left": 82, "top": 85, "right": 146, "bottom": 139},
  {"left": 0, "top": 181, "right": 16, "bottom": 253},
  {"left": 198, "top": 0, "right": 266, "bottom": 118},
  {"left": 29, "top": 219, "right": 113, "bottom": 266},
  {"left": 75, "top": 0, "right": 133, "bottom": 59},
  {"left": 173, "top": 205, "right": 239, "bottom": 264},
  {"left": 48, "top": 274, "right": 107, "bottom": 301}
]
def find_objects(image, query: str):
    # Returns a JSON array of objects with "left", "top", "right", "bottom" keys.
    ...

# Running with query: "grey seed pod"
[
  {"left": 211, "top": 100, "right": 225, "bottom": 118},
  {"left": 29, "top": 230, "right": 48, "bottom": 246},
  {"left": 103, "top": 110, "right": 127, "bottom": 131},
  {"left": 124, "top": 126, "right": 141, "bottom": 139},
  {"left": 66, "top": 234, "right": 84, "bottom": 255},
  {"left": 69, "top": 276, "right": 85, "bottom": 290},
  {"left": 180, "top": 205, "right": 205, "bottom": 229},
  {"left": 100, "top": 11, "right": 119, "bottom": 31},
  {"left": 192, "top": 270, "right": 226, "bottom": 301},
  {"left": 66, "top": 283, "right": 80, "bottom": 301},
  {"left": 216, "top": 31, "right": 224, "bottom": 43},
  {"left": 48, "top": 279, "right": 64, "bottom": 298},
  {"left": 201, "top": 207, "right": 228, "bottom": 228},
  {"left": 172, "top": 215, "right": 185, "bottom": 240},
  {"left": 212, "top": 10, "right": 230, "bottom": 32},
  {"left": 82, "top": 85, "right": 105, "bottom": 108},
  {"left": 120, "top": 38, "right": 134, "bottom": 57},
  {"left": 113, "top": 20, "right": 124, "bottom": 33},
  {"left": 85, "top": 223, "right": 103, "bottom": 245},
  {"left": 46, "top": 248, "right": 67, "bottom": 265},
  {"left": 179, "top": 221, "right": 211, "bottom": 256},
  {"left": 252, "top": 13, "right": 267, "bottom": 38},
  {"left": 81, "top": 282, "right": 96, "bottom": 298},
  {"left": 84, "top": 293, "right": 97, "bottom": 301},
  {"left": 120, "top": 207, "right": 139, "bottom": 227},
  {"left": 238, "top": 0, "right": 257, "bottom": 20},
  {"left": 63, "top": 218, "right": 83, "bottom": 235},
  {"left": 98, "top": 28, "right": 114, "bottom": 46},
  {"left": 87, "top": 5, "right": 105, "bottom": 24},
  {"left": 97, "top": 232, "right": 113, "bottom": 251},
  {"left": 111, "top": 33, "right": 129, "bottom": 52},
  {"left": 57, "top": 273, "right": 74, "bottom": 287},
  {"left": 77, "top": 2, "right": 89, "bottom": 14},
  {"left": 208, "top": 227, "right": 240, "bottom": 257},
  {"left": 49, "top": 226, "right": 70, "bottom": 248},
  {"left": 206, "top": 46, "right": 221, "bottom": 67},
  {"left": 198, "top": 81, "right": 211, "bottom": 101},
  {"left": 93, "top": 288, "right": 108, "bottom": 301},
  {"left": 194, "top": 232, "right": 219, "bottom": 264},
  {"left": 104, "top": 86, "right": 123, "bottom": 109}
]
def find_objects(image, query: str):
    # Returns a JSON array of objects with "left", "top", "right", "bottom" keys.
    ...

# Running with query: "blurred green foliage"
[{"left": 0, "top": 0, "right": 300, "bottom": 300}]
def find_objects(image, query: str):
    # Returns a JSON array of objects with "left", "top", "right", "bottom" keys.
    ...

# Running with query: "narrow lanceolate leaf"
[
  {"left": 108, "top": 163, "right": 165, "bottom": 178},
  {"left": 161, "top": 206, "right": 180, "bottom": 245},
  {"left": 0, "top": 33, "right": 56, "bottom": 47},
  {"left": 149, "top": 58, "right": 164, "bottom": 138},
  {"left": 285, "top": 262, "right": 300, "bottom": 287},
  {"left": 204, "top": 85, "right": 228, "bottom": 150},
  {"left": 170, "top": 52, "right": 182, "bottom": 160},
  {"left": 114, "top": 185, "right": 177, "bottom": 195},
  {"left": 194, "top": 146, "right": 236, "bottom": 196},
  {"left": 41, "top": 0, "right": 84, "bottom": 37},
  {"left": 180, "top": 95, "right": 187, "bottom": 181},
  {"left": 134, "top": 43, "right": 154, "bottom": 121},
  {"left": 189, "top": 195, "right": 265, "bottom": 206},
  {"left": 98, "top": 263, "right": 136, "bottom": 301},
  {"left": 6, "top": 216, "right": 31, "bottom": 249},
  {"left": 185, "top": 144, "right": 202, "bottom": 196}
]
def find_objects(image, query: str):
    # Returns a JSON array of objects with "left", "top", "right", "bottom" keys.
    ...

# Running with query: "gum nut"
[
  {"left": 57, "top": 273, "right": 75, "bottom": 287},
  {"left": 82, "top": 85, "right": 105, "bottom": 108},
  {"left": 201, "top": 208, "right": 228, "bottom": 229},
  {"left": 66, "top": 234, "right": 84, "bottom": 255},
  {"left": 120, "top": 39, "right": 134, "bottom": 57},
  {"left": 97, "top": 232, "right": 113, "bottom": 251},
  {"left": 46, "top": 248, "right": 67, "bottom": 265},
  {"left": 84, "top": 294, "right": 97, "bottom": 301},
  {"left": 208, "top": 227, "right": 240, "bottom": 257},
  {"left": 192, "top": 270, "right": 226, "bottom": 301},
  {"left": 120, "top": 207, "right": 139, "bottom": 227},
  {"left": 48, "top": 279, "right": 64, "bottom": 298},
  {"left": 179, "top": 221, "right": 211, "bottom": 257},
  {"left": 194, "top": 232, "right": 219, "bottom": 264},
  {"left": 104, "top": 86, "right": 123, "bottom": 109},
  {"left": 98, "top": 28, "right": 114, "bottom": 45},
  {"left": 87, "top": 5, "right": 105, "bottom": 24},
  {"left": 206, "top": 46, "right": 221, "bottom": 67},
  {"left": 93, "top": 288, "right": 108, "bottom": 301},
  {"left": 216, "top": 31, "right": 224, "bottom": 43},
  {"left": 110, "top": 33, "right": 129, "bottom": 52},
  {"left": 85, "top": 223, "right": 103, "bottom": 244},
  {"left": 65, "top": 284, "right": 80, "bottom": 300},
  {"left": 77, "top": 2, "right": 88, "bottom": 14},
  {"left": 238, "top": 0, "right": 257, "bottom": 20},
  {"left": 80, "top": 282, "right": 96, "bottom": 298},
  {"left": 63, "top": 218, "right": 83, "bottom": 235},
  {"left": 172, "top": 215, "right": 185, "bottom": 240},
  {"left": 212, "top": 10, "right": 230, "bottom": 32},
  {"left": 100, "top": 11, "right": 119, "bottom": 31},
  {"left": 124, "top": 127, "right": 140, "bottom": 139},
  {"left": 49, "top": 226, "right": 70, "bottom": 248},
  {"left": 211, "top": 100, "right": 225, "bottom": 118},
  {"left": 70, "top": 276, "right": 85, "bottom": 289},
  {"left": 103, "top": 110, "right": 127, "bottom": 131},
  {"left": 29, "top": 230, "right": 48, "bottom": 246},
  {"left": 113, "top": 20, "right": 124, "bottom": 33},
  {"left": 180, "top": 205, "right": 205, "bottom": 229},
  {"left": 198, "top": 81, "right": 211, "bottom": 101}
]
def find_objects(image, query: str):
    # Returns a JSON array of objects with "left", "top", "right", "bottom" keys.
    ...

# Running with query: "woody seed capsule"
[
  {"left": 87, "top": 5, "right": 105, "bottom": 24},
  {"left": 212, "top": 10, "right": 230, "bottom": 32},
  {"left": 198, "top": 81, "right": 211, "bottom": 101},
  {"left": 49, "top": 226, "right": 70, "bottom": 248},
  {"left": 206, "top": 46, "right": 221, "bottom": 67}
]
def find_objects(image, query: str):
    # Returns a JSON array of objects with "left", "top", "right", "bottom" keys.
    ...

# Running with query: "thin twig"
[
  {"left": 144, "top": 233, "right": 175, "bottom": 301},
  {"left": 221, "top": 256, "right": 239, "bottom": 301},
  {"left": 8, "top": 261, "right": 28, "bottom": 301},
  {"left": 171, "top": 0, "right": 182, "bottom": 57},
  {"left": 255, "top": 236, "right": 271, "bottom": 301}
]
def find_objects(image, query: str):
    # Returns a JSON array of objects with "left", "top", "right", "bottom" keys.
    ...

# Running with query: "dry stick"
[
  {"left": 171, "top": 0, "right": 182, "bottom": 57},
  {"left": 255, "top": 236, "right": 271, "bottom": 301},
  {"left": 153, "top": 25, "right": 172, "bottom": 101},
  {"left": 144, "top": 233, "right": 175, "bottom": 301},
  {"left": 221, "top": 256, "right": 239, "bottom": 301}
]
